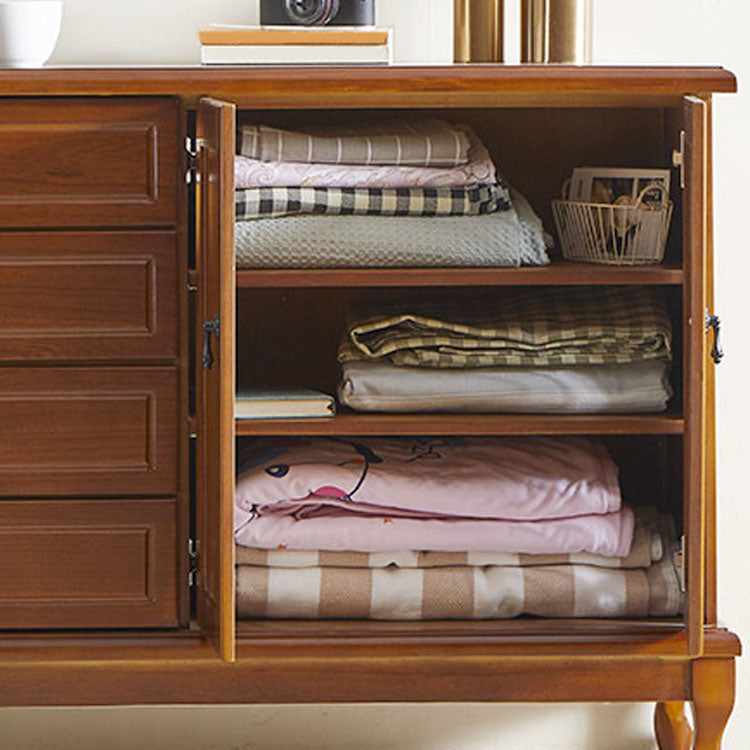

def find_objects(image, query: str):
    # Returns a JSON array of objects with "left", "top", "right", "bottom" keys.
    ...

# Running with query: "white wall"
[
  {"left": 48, "top": 0, "right": 454, "bottom": 65},
  {"left": 2, "top": 2, "right": 748, "bottom": 748}
]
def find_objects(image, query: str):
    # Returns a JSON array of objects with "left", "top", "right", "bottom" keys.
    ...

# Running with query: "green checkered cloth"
[{"left": 338, "top": 287, "right": 672, "bottom": 368}]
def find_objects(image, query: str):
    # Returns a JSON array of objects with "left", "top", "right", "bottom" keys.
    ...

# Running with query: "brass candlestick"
[
  {"left": 454, "top": 0, "right": 504, "bottom": 63},
  {"left": 521, "top": 0, "right": 592, "bottom": 63}
]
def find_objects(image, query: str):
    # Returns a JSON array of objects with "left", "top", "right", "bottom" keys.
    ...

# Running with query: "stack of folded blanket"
[
  {"left": 233, "top": 119, "right": 550, "bottom": 267},
  {"left": 338, "top": 286, "right": 674, "bottom": 413},
  {"left": 234, "top": 436, "right": 682, "bottom": 620}
]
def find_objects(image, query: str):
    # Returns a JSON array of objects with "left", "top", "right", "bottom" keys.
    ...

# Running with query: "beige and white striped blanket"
[
  {"left": 236, "top": 556, "right": 682, "bottom": 620},
  {"left": 239, "top": 119, "right": 471, "bottom": 167}
]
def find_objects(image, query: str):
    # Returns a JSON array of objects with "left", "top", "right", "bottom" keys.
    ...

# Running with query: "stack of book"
[
  {"left": 235, "top": 387, "right": 336, "bottom": 420},
  {"left": 199, "top": 25, "right": 392, "bottom": 65}
]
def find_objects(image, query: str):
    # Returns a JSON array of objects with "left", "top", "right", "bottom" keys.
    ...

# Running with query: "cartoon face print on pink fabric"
[{"left": 263, "top": 438, "right": 382, "bottom": 501}]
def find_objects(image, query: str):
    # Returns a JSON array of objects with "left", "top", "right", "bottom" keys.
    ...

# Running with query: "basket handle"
[{"left": 635, "top": 182, "right": 669, "bottom": 208}]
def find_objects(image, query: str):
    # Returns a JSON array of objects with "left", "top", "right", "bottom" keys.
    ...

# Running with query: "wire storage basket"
[{"left": 552, "top": 183, "right": 673, "bottom": 265}]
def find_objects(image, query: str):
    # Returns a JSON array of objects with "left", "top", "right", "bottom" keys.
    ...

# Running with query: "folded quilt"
[
  {"left": 236, "top": 509, "right": 663, "bottom": 569},
  {"left": 235, "top": 187, "right": 550, "bottom": 268},
  {"left": 234, "top": 506, "right": 633, "bottom": 556},
  {"left": 239, "top": 119, "right": 471, "bottom": 167},
  {"left": 235, "top": 182, "right": 511, "bottom": 220},
  {"left": 236, "top": 555, "right": 681, "bottom": 620},
  {"left": 339, "top": 287, "right": 672, "bottom": 369},
  {"left": 235, "top": 436, "right": 621, "bottom": 523},
  {"left": 234, "top": 125, "right": 495, "bottom": 189},
  {"left": 338, "top": 359, "right": 672, "bottom": 413}
]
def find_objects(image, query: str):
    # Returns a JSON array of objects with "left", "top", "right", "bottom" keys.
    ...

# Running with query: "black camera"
[{"left": 261, "top": 0, "right": 375, "bottom": 26}]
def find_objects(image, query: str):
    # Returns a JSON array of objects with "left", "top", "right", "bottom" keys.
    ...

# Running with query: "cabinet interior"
[
  {"left": 230, "top": 101, "right": 689, "bottom": 639},
  {"left": 236, "top": 104, "right": 685, "bottom": 264}
]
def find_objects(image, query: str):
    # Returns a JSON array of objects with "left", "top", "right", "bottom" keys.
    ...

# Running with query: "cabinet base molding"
[{"left": 0, "top": 628, "right": 739, "bottom": 707}]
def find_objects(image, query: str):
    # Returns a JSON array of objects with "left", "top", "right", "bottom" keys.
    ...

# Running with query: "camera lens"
[{"left": 283, "top": 0, "right": 340, "bottom": 25}]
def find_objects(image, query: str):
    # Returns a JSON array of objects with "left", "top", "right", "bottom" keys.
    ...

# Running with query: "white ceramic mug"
[{"left": 0, "top": 0, "right": 62, "bottom": 67}]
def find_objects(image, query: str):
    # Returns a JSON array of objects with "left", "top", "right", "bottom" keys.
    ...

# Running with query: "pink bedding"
[
  {"left": 235, "top": 436, "right": 620, "bottom": 521},
  {"left": 234, "top": 505, "right": 635, "bottom": 557},
  {"left": 234, "top": 437, "right": 629, "bottom": 556}
]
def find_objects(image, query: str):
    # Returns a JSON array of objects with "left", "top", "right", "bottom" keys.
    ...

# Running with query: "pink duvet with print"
[{"left": 234, "top": 437, "right": 633, "bottom": 556}]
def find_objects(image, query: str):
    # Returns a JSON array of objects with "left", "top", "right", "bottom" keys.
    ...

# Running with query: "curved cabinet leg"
[
  {"left": 691, "top": 658, "right": 735, "bottom": 750},
  {"left": 655, "top": 702, "right": 693, "bottom": 750}
]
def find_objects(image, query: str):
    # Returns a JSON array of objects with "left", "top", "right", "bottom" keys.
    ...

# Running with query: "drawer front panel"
[
  {"left": 0, "top": 232, "right": 178, "bottom": 361},
  {"left": 0, "top": 368, "right": 178, "bottom": 496},
  {"left": 0, "top": 98, "right": 179, "bottom": 227},
  {"left": 0, "top": 498, "right": 177, "bottom": 628}
]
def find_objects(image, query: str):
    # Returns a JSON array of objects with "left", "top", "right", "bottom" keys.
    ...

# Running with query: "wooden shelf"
[
  {"left": 236, "top": 262, "right": 684, "bottom": 288},
  {"left": 235, "top": 617, "right": 687, "bottom": 646},
  {"left": 235, "top": 412, "right": 684, "bottom": 436}
]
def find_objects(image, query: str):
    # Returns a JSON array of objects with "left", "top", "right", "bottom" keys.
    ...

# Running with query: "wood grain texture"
[
  {"left": 683, "top": 97, "right": 708, "bottom": 656},
  {"left": 654, "top": 702, "right": 693, "bottom": 750},
  {"left": 0, "top": 628, "right": 739, "bottom": 706},
  {"left": 236, "top": 263, "right": 685, "bottom": 288},
  {"left": 0, "top": 231, "right": 178, "bottom": 361},
  {"left": 235, "top": 412, "right": 685, "bottom": 436},
  {"left": 703, "top": 97, "right": 718, "bottom": 627},
  {"left": 0, "top": 97, "right": 179, "bottom": 227},
  {"left": 0, "top": 498, "right": 177, "bottom": 629},
  {"left": 0, "top": 367, "right": 178, "bottom": 496},
  {"left": 194, "top": 97, "right": 236, "bottom": 661},
  {"left": 0, "top": 66, "right": 736, "bottom": 103},
  {"left": 692, "top": 658, "right": 736, "bottom": 750}
]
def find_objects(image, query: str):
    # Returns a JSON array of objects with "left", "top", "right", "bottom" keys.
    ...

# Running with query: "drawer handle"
[
  {"left": 705, "top": 310, "right": 723, "bottom": 365},
  {"left": 202, "top": 314, "right": 221, "bottom": 370}
]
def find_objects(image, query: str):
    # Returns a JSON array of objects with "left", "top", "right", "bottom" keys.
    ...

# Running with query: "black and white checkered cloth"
[{"left": 235, "top": 183, "right": 511, "bottom": 220}]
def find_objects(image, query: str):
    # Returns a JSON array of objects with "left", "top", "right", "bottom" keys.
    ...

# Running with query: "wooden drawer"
[
  {"left": 0, "top": 367, "right": 178, "bottom": 496},
  {"left": 0, "top": 232, "right": 178, "bottom": 362},
  {"left": 0, "top": 97, "right": 179, "bottom": 228},
  {"left": 0, "top": 498, "right": 177, "bottom": 629}
]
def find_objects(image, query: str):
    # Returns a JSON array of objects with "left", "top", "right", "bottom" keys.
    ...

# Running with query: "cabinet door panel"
[
  {"left": 0, "top": 231, "right": 177, "bottom": 361},
  {"left": 683, "top": 96, "right": 708, "bottom": 656},
  {"left": 0, "top": 498, "right": 177, "bottom": 628},
  {"left": 195, "top": 97, "right": 236, "bottom": 661},
  {"left": 0, "top": 97, "right": 178, "bottom": 227},
  {"left": 0, "top": 367, "right": 177, "bottom": 496}
]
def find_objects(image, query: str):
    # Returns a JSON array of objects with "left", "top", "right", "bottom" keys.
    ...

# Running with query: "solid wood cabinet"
[{"left": 0, "top": 66, "right": 740, "bottom": 750}]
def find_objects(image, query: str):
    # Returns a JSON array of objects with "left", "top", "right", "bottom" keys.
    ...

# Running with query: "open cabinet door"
[
  {"left": 195, "top": 97, "right": 236, "bottom": 661},
  {"left": 683, "top": 95, "right": 708, "bottom": 656}
]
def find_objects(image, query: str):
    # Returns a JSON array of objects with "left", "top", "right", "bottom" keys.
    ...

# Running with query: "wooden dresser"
[{"left": 0, "top": 65, "right": 740, "bottom": 750}]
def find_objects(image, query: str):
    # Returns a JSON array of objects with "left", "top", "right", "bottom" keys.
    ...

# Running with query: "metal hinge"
[
  {"left": 672, "top": 130, "right": 686, "bottom": 190},
  {"left": 188, "top": 537, "right": 198, "bottom": 587},
  {"left": 674, "top": 535, "right": 686, "bottom": 593},
  {"left": 185, "top": 136, "right": 204, "bottom": 184}
]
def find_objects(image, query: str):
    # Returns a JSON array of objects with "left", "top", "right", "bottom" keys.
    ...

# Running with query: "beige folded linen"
[
  {"left": 338, "top": 359, "right": 672, "bottom": 414},
  {"left": 235, "top": 512, "right": 662, "bottom": 570},
  {"left": 239, "top": 119, "right": 471, "bottom": 167},
  {"left": 236, "top": 556, "right": 682, "bottom": 620}
]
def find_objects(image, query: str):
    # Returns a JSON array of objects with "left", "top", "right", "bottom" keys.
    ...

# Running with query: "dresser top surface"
[{"left": 0, "top": 65, "right": 736, "bottom": 104}]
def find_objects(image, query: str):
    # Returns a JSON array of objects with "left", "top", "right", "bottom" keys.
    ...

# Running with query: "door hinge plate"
[
  {"left": 185, "top": 136, "right": 205, "bottom": 184},
  {"left": 188, "top": 537, "right": 198, "bottom": 587},
  {"left": 672, "top": 130, "right": 686, "bottom": 190}
]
